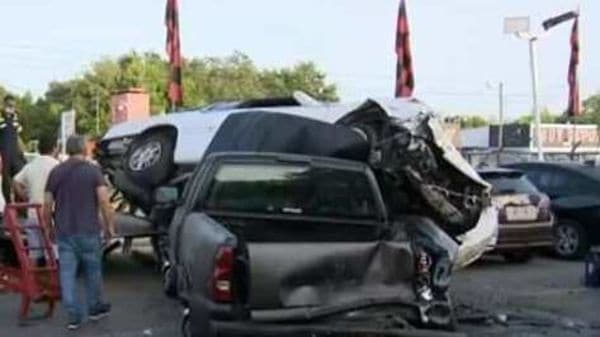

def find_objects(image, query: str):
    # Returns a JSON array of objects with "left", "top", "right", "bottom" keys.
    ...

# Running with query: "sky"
[{"left": 0, "top": 0, "right": 597, "bottom": 121}]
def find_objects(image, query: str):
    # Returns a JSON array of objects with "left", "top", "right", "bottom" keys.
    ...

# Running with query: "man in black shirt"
[
  {"left": 44, "top": 135, "right": 115, "bottom": 330},
  {"left": 0, "top": 95, "right": 26, "bottom": 203}
]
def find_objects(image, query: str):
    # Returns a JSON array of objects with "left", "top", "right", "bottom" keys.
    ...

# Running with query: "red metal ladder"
[{"left": 0, "top": 203, "right": 60, "bottom": 322}]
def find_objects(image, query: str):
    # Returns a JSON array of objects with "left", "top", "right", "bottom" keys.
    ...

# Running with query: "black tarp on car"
[{"left": 203, "top": 111, "right": 370, "bottom": 162}]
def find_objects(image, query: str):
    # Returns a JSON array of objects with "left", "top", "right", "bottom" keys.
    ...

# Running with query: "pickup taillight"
[{"left": 211, "top": 246, "right": 235, "bottom": 303}]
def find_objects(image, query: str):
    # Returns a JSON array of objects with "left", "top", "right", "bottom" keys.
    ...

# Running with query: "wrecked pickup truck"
[
  {"left": 97, "top": 97, "right": 493, "bottom": 335},
  {"left": 163, "top": 151, "right": 469, "bottom": 336}
]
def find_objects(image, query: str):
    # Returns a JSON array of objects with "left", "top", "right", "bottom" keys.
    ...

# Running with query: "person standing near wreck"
[
  {"left": 13, "top": 134, "right": 59, "bottom": 265},
  {"left": 0, "top": 95, "right": 26, "bottom": 203},
  {"left": 43, "top": 134, "right": 116, "bottom": 330}
]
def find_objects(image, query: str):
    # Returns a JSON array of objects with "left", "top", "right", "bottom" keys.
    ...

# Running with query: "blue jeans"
[{"left": 57, "top": 235, "right": 105, "bottom": 322}]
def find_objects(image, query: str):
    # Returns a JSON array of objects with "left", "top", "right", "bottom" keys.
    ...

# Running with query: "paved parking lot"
[
  {"left": 2, "top": 251, "right": 600, "bottom": 337},
  {"left": 454, "top": 255, "right": 600, "bottom": 337},
  {"left": 1, "top": 252, "right": 180, "bottom": 337}
]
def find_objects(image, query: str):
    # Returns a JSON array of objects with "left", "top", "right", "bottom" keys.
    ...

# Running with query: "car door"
[
  {"left": 522, "top": 167, "right": 563, "bottom": 199},
  {"left": 525, "top": 167, "right": 594, "bottom": 199}
]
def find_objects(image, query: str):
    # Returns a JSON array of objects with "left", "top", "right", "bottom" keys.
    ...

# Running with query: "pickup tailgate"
[
  {"left": 247, "top": 241, "right": 415, "bottom": 309},
  {"left": 210, "top": 214, "right": 415, "bottom": 310}
]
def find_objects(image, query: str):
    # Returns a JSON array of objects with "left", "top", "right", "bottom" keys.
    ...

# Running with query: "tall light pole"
[
  {"left": 95, "top": 90, "right": 100, "bottom": 136},
  {"left": 486, "top": 81, "right": 505, "bottom": 164},
  {"left": 504, "top": 17, "right": 545, "bottom": 161},
  {"left": 520, "top": 32, "right": 544, "bottom": 161},
  {"left": 498, "top": 82, "right": 504, "bottom": 163}
]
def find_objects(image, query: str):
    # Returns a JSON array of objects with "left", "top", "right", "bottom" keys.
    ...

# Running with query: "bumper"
[
  {"left": 186, "top": 297, "right": 457, "bottom": 337},
  {"left": 210, "top": 321, "right": 465, "bottom": 337},
  {"left": 492, "top": 221, "right": 554, "bottom": 251}
]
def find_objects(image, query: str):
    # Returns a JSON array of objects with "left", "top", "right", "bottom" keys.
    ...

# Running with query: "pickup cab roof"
[{"left": 203, "top": 151, "right": 373, "bottom": 171}]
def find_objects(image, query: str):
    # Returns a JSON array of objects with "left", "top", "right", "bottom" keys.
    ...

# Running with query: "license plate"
[{"left": 506, "top": 206, "right": 538, "bottom": 221}]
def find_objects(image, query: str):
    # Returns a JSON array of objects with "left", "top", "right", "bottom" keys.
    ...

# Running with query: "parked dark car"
[
  {"left": 161, "top": 152, "right": 471, "bottom": 337},
  {"left": 503, "top": 162, "right": 600, "bottom": 259},
  {"left": 478, "top": 168, "right": 554, "bottom": 262}
]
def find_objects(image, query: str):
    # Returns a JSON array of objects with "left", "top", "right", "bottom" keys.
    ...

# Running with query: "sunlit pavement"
[
  {"left": 2, "top": 250, "right": 599, "bottom": 337},
  {"left": 1, "top": 251, "right": 180, "bottom": 337}
]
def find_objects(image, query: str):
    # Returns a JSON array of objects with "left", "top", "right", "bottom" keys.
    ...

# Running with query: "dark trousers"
[{"left": 1, "top": 153, "right": 25, "bottom": 203}]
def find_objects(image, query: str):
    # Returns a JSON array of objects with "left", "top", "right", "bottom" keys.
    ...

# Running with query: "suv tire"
[
  {"left": 124, "top": 130, "right": 175, "bottom": 187},
  {"left": 553, "top": 219, "right": 589, "bottom": 259}
]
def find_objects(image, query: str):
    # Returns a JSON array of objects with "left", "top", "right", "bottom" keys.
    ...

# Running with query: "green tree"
[
  {"left": 7, "top": 51, "right": 338, "bottom": 142},
  {"left": 460, "top": 116, "right": 488, "bottom": 129},
  {"left": 516, "top": 108, "right": 559, "bottom": 124},
  {"left": 570, "top": 94, "right": 600, "bottom": 125}
]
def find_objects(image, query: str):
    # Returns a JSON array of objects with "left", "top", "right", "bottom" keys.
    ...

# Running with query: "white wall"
[{"left": 460, "top": 127, "right": 490, "bottom": 148}]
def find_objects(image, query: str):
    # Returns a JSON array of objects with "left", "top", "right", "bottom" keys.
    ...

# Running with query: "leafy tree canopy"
[
  {"left": 3, "top": 51, "right": 338, "bottom": 142},
  {"left": 460, "top": 115, "right": 488, "bottom": 129},
  {"left": 515, "top": 107, "right": 560, "bottom": 124}
]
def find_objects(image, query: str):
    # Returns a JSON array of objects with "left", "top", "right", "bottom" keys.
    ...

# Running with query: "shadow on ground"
[{"left": 1, "top": 251, "right": 180, "bottom": 337}]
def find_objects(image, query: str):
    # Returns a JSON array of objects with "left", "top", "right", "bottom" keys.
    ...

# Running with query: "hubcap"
[
  {"left": 555, "top": 224, "right": 579, "bottom": 256},
  {"left": 129, "top": 141, "right": 162, "bottom": 172}
]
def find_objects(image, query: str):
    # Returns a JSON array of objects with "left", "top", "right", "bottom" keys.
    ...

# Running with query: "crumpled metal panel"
[
  {"left": 336, "top": 99, "right": 491, "bottom": 237},
  {"left": 455, "top": 206, "right": 499, "bottom": 269},
  {"left": 246, "top": 241, "right": 415, "bottom": 309}
]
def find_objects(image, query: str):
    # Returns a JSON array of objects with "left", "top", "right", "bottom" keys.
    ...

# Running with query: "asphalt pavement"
[
  {"left": 454, "top": 255, "right": 600, "bottom": 337},
  {"left": 2, "top": 251, "right": 600, "bottom": 337},
  {"left": 1, "top": 251, "right": 180, "bottom": 337}
]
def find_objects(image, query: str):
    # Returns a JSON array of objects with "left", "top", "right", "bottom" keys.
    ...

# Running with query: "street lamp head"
[{"left": 504, "top": 16, "right": 530, "bottom": 35}]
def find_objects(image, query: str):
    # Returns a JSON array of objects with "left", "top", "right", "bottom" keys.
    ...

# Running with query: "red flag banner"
[
  {"left": 567, "top": 18, "right": 581, "bottom": 117},
  {"left": 395, "top": 0, "right": 414, "bottom": 98},
  {"left": 542, "top": 11, "right": 578, "bottom": 31},
  {"left": 166, "top": 0, "right": 183, "bottom": 108}
]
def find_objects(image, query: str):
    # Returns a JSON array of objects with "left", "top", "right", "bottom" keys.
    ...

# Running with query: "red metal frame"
[{"left": 0, "top": 203, "right": 60, "bottom": 321}]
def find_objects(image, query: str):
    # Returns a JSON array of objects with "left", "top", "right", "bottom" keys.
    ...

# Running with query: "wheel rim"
[
  {"left": 555, "top": 224, "right": 579, "bottom": 256},
  {"left": 128, "top": 141, "right": 162, "bottom": 172}
]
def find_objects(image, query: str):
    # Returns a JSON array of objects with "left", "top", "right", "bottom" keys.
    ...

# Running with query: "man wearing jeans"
[{"left": 43, "top": 135, "right": 116, "bottom": 330}]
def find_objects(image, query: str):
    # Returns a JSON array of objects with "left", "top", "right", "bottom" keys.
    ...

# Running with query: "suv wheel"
[
  {"left": 124, "top": 129, "right": 175, "bottom": 187},
  {"left": 554, "top": 219, "right": 589, "bottom": 259}
]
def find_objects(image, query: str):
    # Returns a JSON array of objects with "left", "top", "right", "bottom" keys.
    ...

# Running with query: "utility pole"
[
  {"left": 95, "top": 90, "right": 100, "bottom": 136},
  {"left": 497, "top": 82, "right": 504, "bottom": 164}
]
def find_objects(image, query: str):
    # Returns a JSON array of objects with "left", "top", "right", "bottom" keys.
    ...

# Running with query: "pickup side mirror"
[{"left": 154, "top": 186, "right": 180, "bottom": 204}]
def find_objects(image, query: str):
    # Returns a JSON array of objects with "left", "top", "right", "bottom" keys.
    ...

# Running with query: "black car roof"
[
  {"left": 504, "top": 162, "right": 600, "bottom": 182},
  {"left": 477, "top": 167, "right": 523, "bottom": 175}
]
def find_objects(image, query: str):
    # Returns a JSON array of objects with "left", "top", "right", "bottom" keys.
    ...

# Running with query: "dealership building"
[{"left": 460, "top": 123, "right": 600, "bottom": 166}]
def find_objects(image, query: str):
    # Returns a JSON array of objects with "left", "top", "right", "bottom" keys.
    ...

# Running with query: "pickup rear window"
[{"left": 204, "top": 162, "right": 378, "bottom": 220}]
